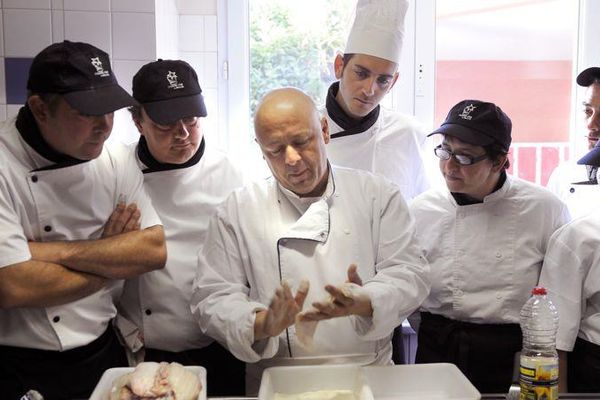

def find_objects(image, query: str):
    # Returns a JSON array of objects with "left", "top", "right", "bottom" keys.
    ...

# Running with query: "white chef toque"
[{"left": 344, "top": 0, "right": 409, "bottom": 63}]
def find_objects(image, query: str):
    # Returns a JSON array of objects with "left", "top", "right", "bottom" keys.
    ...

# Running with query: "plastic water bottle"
[{"left": 519, "top": 286, "right": 559, "bottom": 400}]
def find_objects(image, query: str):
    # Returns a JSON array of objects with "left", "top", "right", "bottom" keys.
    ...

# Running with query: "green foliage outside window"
[{"left": 249, "top": 0, "right": 356, "bottom": 117}]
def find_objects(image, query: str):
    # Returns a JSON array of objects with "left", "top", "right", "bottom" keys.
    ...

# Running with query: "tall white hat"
[{"left": 344, "top": 0, "right": 409, "bottom": 63}]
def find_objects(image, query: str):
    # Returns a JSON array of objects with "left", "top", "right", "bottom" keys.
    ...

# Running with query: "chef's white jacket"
[
  {"left": 191, "top": 167, "right": 430, "bottom": 390},
  {"left": 117, "top": 145, "right": 244, "bottom": 352},
  {"left": 546, "top": 162, "right": 600, "bottom": 219},
  {"left": 0, "top": 118, "right": 161, "bottom": 351},
  {"left": 322, "top": 106, "right": 430, "bottom": 202},
  {"left": 410, "top": 175, "right": 570, "bottom": 324},
  {"left": 539, "top": 213, "right": 600, "bottom": 351}
]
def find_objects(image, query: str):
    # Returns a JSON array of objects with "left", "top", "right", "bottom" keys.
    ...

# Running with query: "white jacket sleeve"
[
  {"left": 190, "top": 205, "right": 278, "bottom": 362},
  {"left": 539, "top": 225, "right": 588, "bottom": 352},
  {"left": 352, "top": 181, "right": 431, "bottom": 340}
]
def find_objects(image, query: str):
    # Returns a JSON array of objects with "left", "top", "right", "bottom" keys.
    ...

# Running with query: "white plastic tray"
[
  {"left": 362, "top": 363, "right": 481, "bottom": 400},
  {"left": 89, "top": 365, "right": 207, "bottom": 400},
  {"left": 258, "top": 363, "right": 480, "bottom": 400},
  {"left": 259, "top": 364, "right": 373, "bottom": 400}
]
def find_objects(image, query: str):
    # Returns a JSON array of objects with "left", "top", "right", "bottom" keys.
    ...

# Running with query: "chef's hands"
[
  {"left": 299, "top": 264, "right": 373, "bottom": 321},
  {"left": 102, "top": 197, "right": 141, "bottom": 238},
  {"left": 254, "top": 280, "right": 310, "bottom": 341}
]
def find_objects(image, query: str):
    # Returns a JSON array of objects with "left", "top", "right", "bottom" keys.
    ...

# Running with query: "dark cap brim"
[
  {"left": 578, "top": 146, "right": 600, "bottom": 167},
  {"left": 64, "top": 84, "right": 137, "bottom": 115},
  {"left": 142, "top": 93, "right": 207, "bottom": 125},
  {"left": 427, "top": 123, "right": 496, "bottom": 147},
  {"left": 576, "top": 67, "right": 600, "bottom": 87}
]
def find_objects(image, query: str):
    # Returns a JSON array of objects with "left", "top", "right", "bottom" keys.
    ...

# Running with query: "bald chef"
[{"left": 191, "top": 87, "right": 430, "bottom": 395}]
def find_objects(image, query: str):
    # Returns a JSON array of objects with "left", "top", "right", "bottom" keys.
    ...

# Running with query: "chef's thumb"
[{"left": 347, "top": 264, "right": 363, "bottom": 286}]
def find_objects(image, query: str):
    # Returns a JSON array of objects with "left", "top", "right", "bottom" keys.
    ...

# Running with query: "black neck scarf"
[
  {"left": 138, "top": 136, "right": 205, "bottom": 174},
  {"left": 325, "top": 82, "right": 380, "bottom": 139},
  {"left": 452, "top": 171, "right": 508, "bottom": 206},
  {"left": 16, "top": 105, "right": 87, "bottom": 171}
]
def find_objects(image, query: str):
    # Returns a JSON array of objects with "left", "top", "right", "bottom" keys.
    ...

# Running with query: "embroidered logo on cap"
[
  {"left": 166, "top": 71, "right": 184, "bottom": 90},
  {"left": 90, "top": 57, "right": 110, "bottom": 77},
  {"left": 459, "top": 104, "right": 477, "bottom": 120}
]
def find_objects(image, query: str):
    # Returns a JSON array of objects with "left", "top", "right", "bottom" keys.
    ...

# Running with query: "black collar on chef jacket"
[
  {"left": 326, "top": 81, "right": 380, "bottom": 139},
  {"left": 138, "top": 135, "right": 205, "bottom": 174},
  {"left": 16, "top": 105, "right": 88, "bottom": 172},
  {"left": 451, "top": 171, "right": 507, "bottom": 206}
]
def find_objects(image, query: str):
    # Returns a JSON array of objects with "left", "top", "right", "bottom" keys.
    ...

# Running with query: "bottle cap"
[{"left": 532, "top": 286, "right": 547, "bottom": 295}]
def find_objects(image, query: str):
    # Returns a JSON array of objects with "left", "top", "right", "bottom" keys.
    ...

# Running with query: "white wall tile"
[
  {"left": 203, "top": 52, "right": 217, "bottom": 89},
  {"left": 112, "top": 13, "right": 155, "bottom": 60},
  {"left": 179, "top": 15, "right": 203, "bottom": 52},
  {"left": 0, "top": 105, "right": 7, "bottom": 122},
  {"left": 52, "top": 10, "right": 64, "bottom": 42},
  {"left": 3, "top": 0, "right": 50, "bottom": 9},
  {"left": 4, "top": 9, "right": 52, "bottom": 57},
  {"left": 0, "top": 10, "right": 4, "bottom": 57},
  {"left": 175, "top": 0, "right": 216, "bottom": 15},
  {"left": 112, "top": 59, "right": 149, "bottom": 95},
  {"left": 179, "top": 52, "right": 203, "bottom": 83},
  {"left": 203, "top": 15, "right": 217, "bottom": 52},
  {"left": 52, "top": 0, "right": 63, "bottom": 9},
  {"left": 7, "top": 104, "right": 21, "bottom": 119},
  {"left": 0, "top": 58, "right": 6, "bottom": 105},
  {"left": 64, "top": 11, "right": 111, "bottom": 53},
  {"left": 63, "top": 0, "right": 109, "bottom": 11},
  {"left": 111, "top": 0, "right": 154, "bottom": 13}
]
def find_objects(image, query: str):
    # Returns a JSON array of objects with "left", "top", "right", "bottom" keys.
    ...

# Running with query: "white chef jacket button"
[
  {"left": 44, "top": 225, "right": 52, "bottom": 232},
  {"left": 569, "top": 187, "right": 575, "bottom": 193},
  {"left": 31, "top": 175, "right": 38, "bottom": 183},
  {"left": 320, "top": 232, "right": 326, "bottom": 237},
  {"left": 52, "top": 316, "right": 60, "bottom": 323},
  {"left": 496, "top": 293, "right": 502, "bottom": 299},
  {"left": 145, "top": 309, "right": 152, "bottom": 316},
  {"left": 344, "top": 229, "right": 350, "bottom": 235},
  {"left": 495, "top": 252, "right": 502, "bottom": 258}
]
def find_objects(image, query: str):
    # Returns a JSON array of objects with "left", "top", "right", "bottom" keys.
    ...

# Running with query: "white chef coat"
[
  {"left": 539, "top": 213, "right": 600, "bottom": 351},
  {"left": 117, "top": 143, "right": 245, "bottom": 352},
  {"left": 191, "top": 166, "right": 430, "bottom": 392},
  {"left": 0, "top": 116, "right": 161, "bottom": 351},
  {"left": 322, "top": 106, "right": 430, "bottom": 202},
  {"left": 409, "top": 175, "right": 570, "bottom": 324},
  {"left": 546, "top": 162, "right": 600, "bottom": 219}
]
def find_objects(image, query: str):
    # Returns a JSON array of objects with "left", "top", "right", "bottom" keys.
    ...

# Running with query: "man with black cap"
[
  {"left": 409, "top": 99, "right": 570, "bottom": 393},
  {"left": 540, "top": 138, "right": 600, "bottom": 393},
  {"left": 547, "top": 66, "right": 600, "bottom": 218},
  {"left": 322, "top": 0, "right": 429, "bottom": 202},
  {"left": 0, "top": 41, "right": 167, "bottom": 399},
  {"left": 116, "top": 59, "right": 246, "bottom": 395}
]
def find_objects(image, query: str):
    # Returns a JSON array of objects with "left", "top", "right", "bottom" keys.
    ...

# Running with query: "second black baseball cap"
[{"left": 132, "top": 59, "right": 207, "bottom": 125}]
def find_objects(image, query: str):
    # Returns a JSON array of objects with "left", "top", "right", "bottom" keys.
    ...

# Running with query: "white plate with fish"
[{"left": 89, "top": 363, "right": 206, "bottom": 400}]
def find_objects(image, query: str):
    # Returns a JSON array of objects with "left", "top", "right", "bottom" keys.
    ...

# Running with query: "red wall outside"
[{"left": 435, "top": 60, "right": 573, "bottom": 185}]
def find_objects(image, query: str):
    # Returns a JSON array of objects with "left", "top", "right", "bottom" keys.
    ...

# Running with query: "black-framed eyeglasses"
[{"left": 434, "top": 145, "right": 488, "bottom": 166}]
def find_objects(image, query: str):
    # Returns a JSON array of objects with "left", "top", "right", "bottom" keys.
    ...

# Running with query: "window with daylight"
[{"left": 434, "top": 0, "right": 578, "bottom": 185}]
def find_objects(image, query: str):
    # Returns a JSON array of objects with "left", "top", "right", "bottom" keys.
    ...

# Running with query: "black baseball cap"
[
  {"left": 132, "top": 59, "right": 207, "bottom": 125},
  {"left": 578, "top": 139, "right": 600, "bottom": 167},
  {"left": 576, "top": 67, "right": 600, "bottom": 87},
  {"left": 27, "top": 40, "right": 136, "bottom": 115},
  {"left": 428, "top": 99, "right": 512, "bottom": 152}
]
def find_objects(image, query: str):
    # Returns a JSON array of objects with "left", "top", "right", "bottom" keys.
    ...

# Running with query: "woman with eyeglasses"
[{"left": 408, "top": 99, "right": 571, "bottom": 393}]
